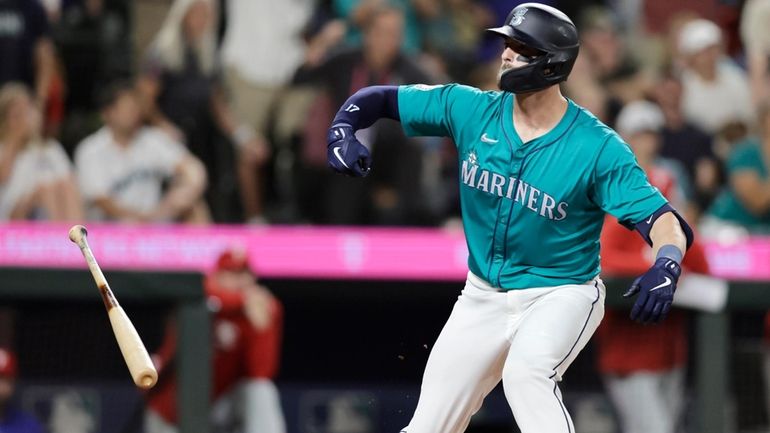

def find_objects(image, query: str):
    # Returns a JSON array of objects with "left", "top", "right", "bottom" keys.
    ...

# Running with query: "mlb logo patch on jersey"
[{"left": 413, "top": 84, "right": 444, "bottom": 92}]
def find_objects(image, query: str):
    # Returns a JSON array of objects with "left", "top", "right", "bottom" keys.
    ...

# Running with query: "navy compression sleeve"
[
  {"left": 634, "top": 203, "right": 694, "bottom": 250},
  {"left": 331, "top": 85, "right": 400, "bottom": 130}
]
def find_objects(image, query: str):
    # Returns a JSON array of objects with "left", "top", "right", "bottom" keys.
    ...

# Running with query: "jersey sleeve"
[
  {"left": 592, "top": 135, "right": 668, "bottom": 227},
  {"left": 397, "top": 84, "right": 478, "bottom": 139}
]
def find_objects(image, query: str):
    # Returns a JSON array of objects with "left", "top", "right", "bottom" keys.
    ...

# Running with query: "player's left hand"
[
  {"left": 622, "top": 258, "right": 682, "bottom": 324},
  {"left": 327, "top": 124, "right": 372, "bottom": 177}
]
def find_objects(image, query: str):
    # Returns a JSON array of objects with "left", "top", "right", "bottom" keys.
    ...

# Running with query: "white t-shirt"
[
  {"left": 75, "top": 127, "right": 187, "bottom": 220},
  {"left": 681, "top": 60, "right": 754, "bottom": 134},
  {"left": 221, "top": 0, "right": 314, "bottom": 86},
  {"left": 0, "top": 139, "right": 73, "bottom": 220}
]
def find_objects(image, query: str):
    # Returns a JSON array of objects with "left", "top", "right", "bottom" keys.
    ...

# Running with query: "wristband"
[{"left": 656, "top": 244, "right": 683, "bottom": 264}]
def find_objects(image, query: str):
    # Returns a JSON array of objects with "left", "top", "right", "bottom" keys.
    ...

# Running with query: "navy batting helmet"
[{"left": 486, "top": 3, "right": 579, "bottom": 93}]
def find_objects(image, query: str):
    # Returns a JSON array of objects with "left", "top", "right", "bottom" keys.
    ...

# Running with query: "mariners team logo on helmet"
[
  {"left": 510, "top": 8, "right": 528, "bottom": 26},
  {"left": 486, "top": 3, "right": 579, "bottom": 94}
]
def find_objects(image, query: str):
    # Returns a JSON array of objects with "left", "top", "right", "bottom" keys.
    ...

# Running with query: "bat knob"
[
  {"left": 68, "top": 225, "right": 88, "bottom": 243},
  {"left": 139, "top": 374, "right": 157, "bottom": 389}
]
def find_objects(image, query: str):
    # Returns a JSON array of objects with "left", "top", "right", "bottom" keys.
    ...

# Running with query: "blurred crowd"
[
  {"left": 0, "top": 0, "right": 765, "bottom": 233},
  {"left": 2, "top": 0, "right": 770, "bottom": 432}
]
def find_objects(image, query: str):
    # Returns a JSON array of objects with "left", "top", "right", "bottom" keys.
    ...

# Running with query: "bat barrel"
[
  {"left": 69, "top": 225, "right": 158, "bottom": 389},
  {"left": 109, "top": 307, "right": 158, "bottom": 389}
]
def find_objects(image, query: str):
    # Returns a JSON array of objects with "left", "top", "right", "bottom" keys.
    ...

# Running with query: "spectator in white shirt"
[
  {"left": 220, "top": 0, "right": 317, "bottom": 223},
  {"left": 678, "top": 18, "right": 754, "bottom": 135},
  {"left": 74, "top": 81, "right": 208, "bottom": 223},
  {"left": 0, "top": 82, "right": 82, "bottom": 221}
]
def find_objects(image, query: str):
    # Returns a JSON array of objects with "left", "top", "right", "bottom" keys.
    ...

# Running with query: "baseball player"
[
  {"left": 325, "top": 3, "right": 694, "bottom": 433},
  {"left": 146, "top": 249, "right": 285, "bottom": 433}
]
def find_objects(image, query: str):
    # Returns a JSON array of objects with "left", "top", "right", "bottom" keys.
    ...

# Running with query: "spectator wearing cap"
[
  {"left": 705, "top": 100, "right": 770, "bottom": 235},
  {"left": 596, "top": 101, "right": 712, "bottom": 433},
  {"left": 146, "top": 248, "right": 285, "bottom": 433},
  {"left": 678, "top": 18, "right": 754, "bottom": 135},
  {"left": 74, "top": 81, "right": 209, "bottom": 223},
  {"left": 0, "top": 348, "right": 45, "bottom": 433},
  {"left": 741, "top": 0, "right": 770, "bottom": 107}
]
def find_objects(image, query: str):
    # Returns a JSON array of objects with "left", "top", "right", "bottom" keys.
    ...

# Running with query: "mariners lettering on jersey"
[
  {"left": 461, "top": 160, "right": 568, "bottom": 221},
  {"left": 110, "top": 168, "right": 168, "bottom": 194}
]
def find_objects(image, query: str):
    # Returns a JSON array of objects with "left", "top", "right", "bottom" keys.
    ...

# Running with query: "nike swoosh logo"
[
  {"left": 646, "top": 215, "right": 653, "bottom": 224},
  {"left": 649, "top": 276, "right": 671, "bottom": 292},
  {"left": 333, "top": 147, "right": 350, "bottom": 169},
  {"left": 481, "top": 133, "right": 499, "bottom": 143}
]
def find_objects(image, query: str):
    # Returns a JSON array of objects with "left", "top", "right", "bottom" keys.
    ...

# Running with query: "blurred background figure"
[
  {"left": 705, "top": 100, "right": 770, "bottom": 236},
  {"left": 0, "top": 0, "right": 55, "bottom": 119},
  {"left": 418, "top": 0, "right": 493, "bottom": 83},
  {"left": 653, "top": 73, "right": 720, "bottom": 217},
  {"left": 677, "top": 19, "right": 753, "bottom": 138},
  {"left": 740, "top": 0, "right": 770, "bottom": 107},
  {"left": 595, "top": 101, "right": 712, "bottom": 433},
  {"left": 0, "top": 82, "right": 82, "bottom": 221},
  {"left": 564, "top": 6, "right": 653, "bottom": 126},
  {"left": 138, "top": 0, "right": 266, "bottom": 223},
  {"left": 53, "top": 0, "right": 132, "bottom": 155},
  {"left": 0, "top": 348, "right": 45, "bottom": 433},
  {"left": 332, "top": 0, "right": 431, "bottom": 54},
  {"left": 220, "top": 0, "right": 317, "bottom": 224},
  {"left": 146, "top": 248, "right": 285, "bottom": 433},
  {"left": 294, "top": 6, "right": 436, "bottom": 225},
  {"left": 74, "top": 81, "right": 209, "bottom": 223}
]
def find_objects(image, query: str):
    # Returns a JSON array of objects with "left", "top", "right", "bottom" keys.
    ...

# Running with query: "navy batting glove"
[
  {"left": 622, "top": 258, "right": 681, "bottom": 324},
  {"left": 327, "top": 124, "right": 372, "bottom": 177}
]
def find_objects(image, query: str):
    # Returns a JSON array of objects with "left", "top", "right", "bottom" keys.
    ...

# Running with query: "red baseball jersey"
[
  {"left": 596, "top": 164, "right": 710, "bottom": 375},
  {"left": 146, "top": 276, "right": 283, "bottom": 424}
]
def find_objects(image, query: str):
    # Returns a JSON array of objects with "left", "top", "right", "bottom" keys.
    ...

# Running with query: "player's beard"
[{"left": 497, "top": 63, "right": 515, "bottom": 86}]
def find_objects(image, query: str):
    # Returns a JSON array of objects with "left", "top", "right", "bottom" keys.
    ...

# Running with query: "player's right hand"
[{"left": 327, "top": 124, "right": 372, "bottom": 177}]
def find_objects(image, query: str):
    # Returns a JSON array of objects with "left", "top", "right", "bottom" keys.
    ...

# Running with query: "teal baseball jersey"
[{"left": 398, "top": 84, "right": 667, "bottom": 289}]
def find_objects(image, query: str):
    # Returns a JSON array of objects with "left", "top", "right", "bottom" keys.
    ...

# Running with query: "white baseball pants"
[{"left": 401, "top": 271, "right": 605, "bottom": 433}]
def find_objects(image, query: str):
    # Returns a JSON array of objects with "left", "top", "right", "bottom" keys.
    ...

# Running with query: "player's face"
[{"left": 499, "top": 39, "right": 543, "bottom": 79}]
